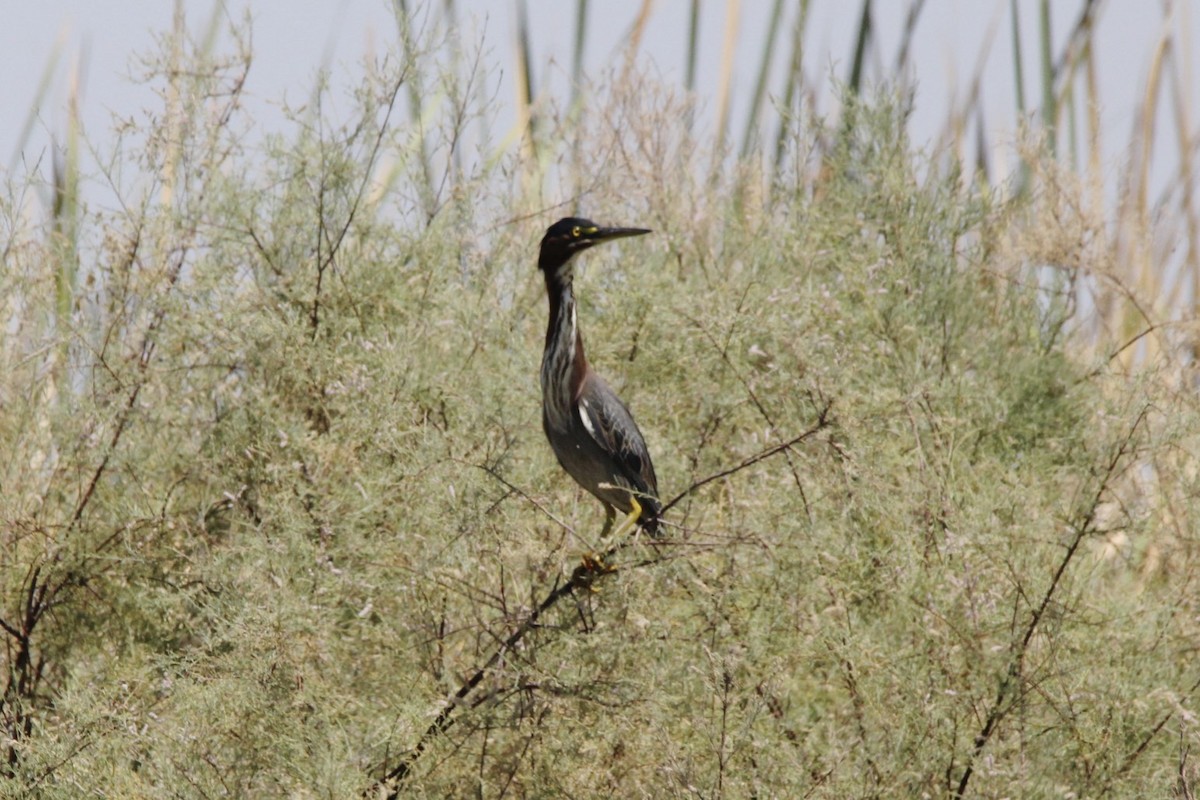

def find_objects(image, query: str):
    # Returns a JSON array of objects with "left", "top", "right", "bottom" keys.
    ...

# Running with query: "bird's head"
[{"left": 538, "top": 217, "right": 651, "bottom": 279}]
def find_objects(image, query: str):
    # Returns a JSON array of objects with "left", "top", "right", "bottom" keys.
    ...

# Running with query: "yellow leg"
[
  {"left": 580, "top": 502, "right": 633, "bottom": 576},
  {"left": 599, "top": 505, "right": 617, "bottom": 539},
  {"left": 579, "top": 498, "right": 644, "bottom": 578},
  {"left": 610, "top": 496, "right": 643, "bottom": 540}
]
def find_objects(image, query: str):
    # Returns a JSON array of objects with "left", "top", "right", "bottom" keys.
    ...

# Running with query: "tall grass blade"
[
  {"left": 1084, "top": 34, "right": 1103, "bottom": 220},
  {"left": 685, "top": 0, "right": 700, "bottom": 96},
  {"left": 1110, "top": 13, "right": 1173, "bottom": 369},
  {"left": 893, "top": 0, "right": 927, "bottom": 75},
  {"left": 773, "top": 0, "right": 810, "bottom": 170},
  {"left": 684, "top": 0, "right": 701, "bottom": 131},
  {"left": 515, "top": 0, "right": 536, "bottom": 159},
  {"left": 847, "top": 0, "right": 873, "bottom": 94},
  {"left": 51, "top": 57, "right": 82, "bottom": 401},
  {"left": 1061, "top": 65, "right": 1078, "bottom": 171},
  {"left": 9, "top": 32, "right": 65, "bottom": 171},
  {"left": 713, "top": 0, "right": 741, "bottom": 155},
  {"left": 936, "top": 2, "right": 1003, "bottom": 168},
  {"left": 442, "top": 0, "right": 464, "bottom": 185},
  {"left": 837, "top": 0, "right": 873, "bottom": 148},
  {"left": 1164, "top": 36, "right": 1199, "bottom": 344},
  {"left": 1050, "top": 0, "right": 1101, "bottom": 174},
  {"left": 1010, "top": 0, "right": 1026, "bottom": 116},
  {"left": 1039, "top": 0, "right": 1056, "bottom": 156},
  {"left": 1173, "top": 4, "right": 1200, "bottom": 338},
  {"left": 740, "top": 0, "right": 785, "bottom": 158},
  {"left": 624, "top": 1, "right": 654, "bottom": 62},
  {"left": 395, "top": 0, "right": 437, "bottom": 218},
  {"left": 571, "top": 0, "right": 588, "bottom": 104},
  {"left": 1009, "top": 0, "right": 1030, "bottom": 195},
  {"left": 1134, "top": 23, "right": 1169, "bottom": 254},
  {"left": 974, "top": 102, "right": 989, "bottom": 181}
]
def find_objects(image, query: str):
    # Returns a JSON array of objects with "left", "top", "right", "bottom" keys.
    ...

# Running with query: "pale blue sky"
[{"left": 3, "top": 2, "right": 1195, "bottom": 199}]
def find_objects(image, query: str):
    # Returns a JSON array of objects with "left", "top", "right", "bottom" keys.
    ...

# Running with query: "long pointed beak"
[{"left": 590, "top": 225, "right": 651, "bottom": 242}]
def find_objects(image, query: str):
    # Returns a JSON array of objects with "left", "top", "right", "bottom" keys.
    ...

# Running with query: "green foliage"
[{"left": 3, "top": 12, "right": 1199, "bottom": 800}]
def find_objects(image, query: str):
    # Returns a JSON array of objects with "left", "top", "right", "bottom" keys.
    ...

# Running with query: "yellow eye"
[{"left": 571, "top": 226, "right": 581, "bottom": 237}]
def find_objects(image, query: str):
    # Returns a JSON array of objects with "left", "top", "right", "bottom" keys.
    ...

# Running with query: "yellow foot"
[{"left": 580, "top": 552, "right": 618, "bottom": 574}]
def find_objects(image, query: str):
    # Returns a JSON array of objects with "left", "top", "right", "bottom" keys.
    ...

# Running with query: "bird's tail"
[{"left": 638, "top": 497, "right": 663, "bottom": 536}]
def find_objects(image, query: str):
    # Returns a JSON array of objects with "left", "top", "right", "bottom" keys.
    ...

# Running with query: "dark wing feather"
[{"left": 576, "top": 373, "right": 659, "bottom": 502}]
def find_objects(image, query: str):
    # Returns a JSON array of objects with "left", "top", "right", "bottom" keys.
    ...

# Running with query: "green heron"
[{"left": 538, "top": 217, "right": 662, "bottom": 541}]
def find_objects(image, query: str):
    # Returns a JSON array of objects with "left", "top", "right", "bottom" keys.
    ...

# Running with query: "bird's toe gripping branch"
[{"left": 580, "top": 551, "right": 618, "bottom": 575}]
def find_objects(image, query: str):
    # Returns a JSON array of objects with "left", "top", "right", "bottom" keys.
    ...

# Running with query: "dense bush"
[{"left": 3, "top": 14, "right": 1198, "bottom": 800}]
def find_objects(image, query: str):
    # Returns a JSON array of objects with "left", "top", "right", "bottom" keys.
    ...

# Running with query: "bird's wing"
[{"left": 575, "top": 373, "right": 659, "bottom": 499}]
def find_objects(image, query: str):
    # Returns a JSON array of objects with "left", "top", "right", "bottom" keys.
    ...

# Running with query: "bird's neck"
[{"left": 542, "top": 274, "right": 588, "bottom": 412}]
